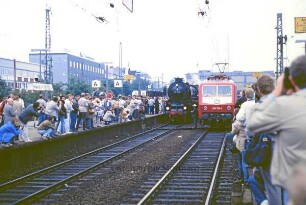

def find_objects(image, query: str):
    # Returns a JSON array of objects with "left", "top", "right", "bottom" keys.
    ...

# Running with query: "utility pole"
[
  {"left": 276, "top": 13, "right": 287, "bottom": 79},
  {"left": 44, "top": 6, "right": 53, "bottom": 84}
]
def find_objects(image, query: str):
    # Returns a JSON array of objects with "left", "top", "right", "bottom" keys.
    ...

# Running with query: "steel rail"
[
  {"left": 137, "top": 130, "right": 208, "bottom": 205},
  {"left": 0, "top": 124, "right": 178, "bottom": 204},
  {"left": 204, "top": 136, "right": 226, "bottom": 205},
  {"left": 0, "top": 124, "right": 167, "bottom": 191}
]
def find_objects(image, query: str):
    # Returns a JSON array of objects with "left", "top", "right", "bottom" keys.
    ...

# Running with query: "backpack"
[{"left": 245, "top": 133, "right": 272, "bottom": 167}]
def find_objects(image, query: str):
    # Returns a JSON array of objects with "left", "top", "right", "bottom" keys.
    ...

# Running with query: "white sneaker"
[{"left": 260, "top": 200, "right": 269, "bottom": 205}]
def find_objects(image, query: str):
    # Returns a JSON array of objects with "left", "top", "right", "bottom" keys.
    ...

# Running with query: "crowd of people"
[
  {"left": 226, "top": 55, "right": 306, "bottom": 205},
  {"left": 0, "top": 90, "right": 166, "bottom": 147}
]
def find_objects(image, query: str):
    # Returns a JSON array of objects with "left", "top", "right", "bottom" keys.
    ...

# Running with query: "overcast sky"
[{"left": 0, "top": 0, "right": 305, "bottom": 82}]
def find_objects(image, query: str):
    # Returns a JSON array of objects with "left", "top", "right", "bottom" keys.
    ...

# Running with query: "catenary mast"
[{"left": 44, "top": 6, "right": 53, "bottom": 84}]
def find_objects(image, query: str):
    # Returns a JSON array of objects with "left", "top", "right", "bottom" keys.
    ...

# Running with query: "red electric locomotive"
[{"left": 198, "top": 74, "right": 236, "bottom": 128}]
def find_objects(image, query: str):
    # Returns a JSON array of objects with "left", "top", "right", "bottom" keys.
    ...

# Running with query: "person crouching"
[
  {"left": 37, "top": 116, "right": 56, "bottom": 139},
  {"left": 103, "top": 109, "right": 115, "bottom": 125},
  {"left": 0, "top": 117, "right": 21, "bottom": 147}
]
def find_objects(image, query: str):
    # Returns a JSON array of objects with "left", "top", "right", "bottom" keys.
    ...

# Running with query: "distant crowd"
[
  {"left": 226, "top": 55, "right": 306, "bottom": 205},
  {"left": 0, "top": 89, "right": 167, "bottom": 147}
]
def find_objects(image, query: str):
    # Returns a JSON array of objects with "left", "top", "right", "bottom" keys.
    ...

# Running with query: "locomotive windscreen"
[
  {"left": 202, "top": 85, "right": 233, "bottom": 104},
  {"left": 202, "top": 85, "right": 232, "bottom": 96}
]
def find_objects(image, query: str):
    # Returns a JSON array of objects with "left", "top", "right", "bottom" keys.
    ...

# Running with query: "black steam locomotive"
[{"left": 165, "top": 78, "right": 198, "bottom": 122}]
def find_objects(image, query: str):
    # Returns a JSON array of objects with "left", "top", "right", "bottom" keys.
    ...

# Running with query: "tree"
[
  {"left": 52, "top": 82, "right": 65, "bottom": 97},
  {"left": 0, "top": 76, "right": 12, "bottom": 99},
  {"left": 123, "top": 81, "right": 132, "bottom": 96},
  {"left": 66, "top": 76, "right": 92, "bottom": 95},
  {"left": 10, "top": 89, "right": 40, "bottom": 107}
]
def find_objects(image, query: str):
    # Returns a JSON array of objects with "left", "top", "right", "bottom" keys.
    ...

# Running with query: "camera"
[{"left": 283, "top": 67, "right": 295, "bottom": 91}]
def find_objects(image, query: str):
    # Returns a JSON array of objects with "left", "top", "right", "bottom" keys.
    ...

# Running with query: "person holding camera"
[
  {"left": 36, "top": 94, "right": 47, "bottom": 126},
  {"left": 18, "top": 102, "right": 40, "bottom": 142},
  {"left": 0, "top": 117, "right": 21, "bottom": 147},
  {"left": 247, "top": 55, "right": 306, "bottom": 205},
  {"left": 37, "top": 115, "right": 56, "bottom": 139}
]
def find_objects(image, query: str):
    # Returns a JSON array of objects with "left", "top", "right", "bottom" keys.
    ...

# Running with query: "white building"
[{"left": 0, "top": 57, "right": 43, "bottom": 90}]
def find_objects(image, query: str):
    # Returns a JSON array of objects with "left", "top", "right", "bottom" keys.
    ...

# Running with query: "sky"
[{"left": 0, "top": 0, "right": 306, "bottom": 82}]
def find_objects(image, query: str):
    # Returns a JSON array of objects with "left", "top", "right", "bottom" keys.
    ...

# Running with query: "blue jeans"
[
  {"left": 281, "top": 188, "right": 289, "bottom": 205},
  {"left": 240, "top": 150, "right": 249, "bottom": 182},
  {"left": 38, "top": 128, "right": 55, "bottom": 138},
  {"left": 225, "top": 132, "right": 234, "bottom": 142},
  {"left": 86, "top": 118, "right": 93, "bottom": 129},
  {"left": 70, "top": 112, "right": 78, "bottom": 132},
  {"left": 237, "top": 152, "right": 243, "bottom": 179},
  {"left": 114, "top": 108, "right": 120, "bottom": 123},
  {"left": 76, "top": 112, "right": 87, "bottom": 130},
  {"left": 248, "top": 175, "right": 266, "bottom": 204},
  {"left": 55, "top": 116, "right": 65, "bottom": 134},
  {"left": 259, "top": 166, "right": 282, "bottom": 205},
  {"left": 37, "top": 112, "right": 46, "bottom": 126}
]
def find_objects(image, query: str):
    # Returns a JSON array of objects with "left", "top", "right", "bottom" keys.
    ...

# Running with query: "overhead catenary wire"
[{"left": 65, "top": 0, "right": 109, "bottom": 24}]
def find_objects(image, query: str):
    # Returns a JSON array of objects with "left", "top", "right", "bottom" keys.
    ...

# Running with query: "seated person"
[
  {"left": 103, "top": 109, "right": 115, "bottom": 125},
  {"left": 0, "top": 117, "right": 21, "bottom": 146},
  {"left": 37, "top": 116, "right": 56, "bottom": 139}
]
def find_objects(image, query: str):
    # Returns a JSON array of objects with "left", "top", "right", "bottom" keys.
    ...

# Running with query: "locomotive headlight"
[
  {"left": 204, "top": 106, "right": 208, "bottom": 111},
  {"left": 183, "top": 106, "right": 187, "bottom": 110},
  {"left": 166, "top": 106, "right": 170, "bottom": 111},
  {"left": 227, "top": 106, "right": 231, "bottom": 111}
]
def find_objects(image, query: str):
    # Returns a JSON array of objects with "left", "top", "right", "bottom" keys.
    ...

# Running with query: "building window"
[
  {"left": 30, "top": 78, "right": 34, "bottom": 82},
  {"left": 17, "top": 77, "right": 22, "bottom": 81},
  {"left": 24, "top": 78, "right": 28, "bottom": 82},
  {"left": 69, "top": 61, "right": 72, "bottom": 67}
]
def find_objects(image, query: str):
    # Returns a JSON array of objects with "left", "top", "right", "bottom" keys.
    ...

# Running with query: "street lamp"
[{"left": 31, "top": 48, "right": 49, "bottom": 82}]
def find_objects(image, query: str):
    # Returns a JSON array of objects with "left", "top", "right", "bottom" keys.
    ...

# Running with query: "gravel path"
[{"left": 46, "top": 129, "right": 203, "bottom": 205}]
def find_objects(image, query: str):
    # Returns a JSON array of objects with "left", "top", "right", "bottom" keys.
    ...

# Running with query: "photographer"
[
  {"left": 37, "top": 116, "right": 56, "bottom": 139},
  {"left": 36, "top": 94, "right": 47, "bottom": 126},
  {"left": 0, "top": 117, "right": 21, "bottom": 146},
  {"left": 18, "top": 102, "right": 40, "bottom": 142},
  {"left": 247, "top": 55, "right": 306, "bottom": 205}
]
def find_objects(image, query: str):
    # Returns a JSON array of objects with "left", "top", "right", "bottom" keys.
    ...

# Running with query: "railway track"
[
  {"left": 123, "top": 132, "right": 227, "bottom": 205},
  {"left": 211, "top": 144, "right": 236, "bottom": 205},
  {"left": 0, "top": 124, "right": 179, "bottom": 205}
]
